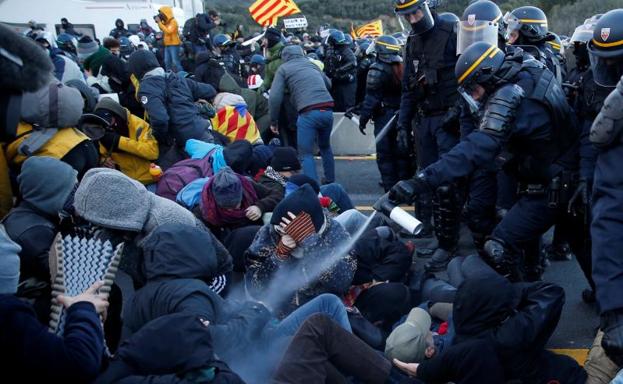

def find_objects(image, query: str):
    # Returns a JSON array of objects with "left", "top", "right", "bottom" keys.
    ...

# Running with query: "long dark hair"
[{"left": 391, "top": 62, "right": 404, "bottom": 88}]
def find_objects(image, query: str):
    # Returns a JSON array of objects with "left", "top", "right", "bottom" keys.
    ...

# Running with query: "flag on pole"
[
  {"left": 354, "top": 20, "right": 384, "bottom": 38},
  {"left": 249, "top": 0, "right": 301, "bottom": 27}
]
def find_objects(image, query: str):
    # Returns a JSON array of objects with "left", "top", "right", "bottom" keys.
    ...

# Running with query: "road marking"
[
  {"left": 314, "top": 155, "right": 376, "bottom": 160},
  {"left": 550, "top": 349, "right": 589, "bottom": 366}
]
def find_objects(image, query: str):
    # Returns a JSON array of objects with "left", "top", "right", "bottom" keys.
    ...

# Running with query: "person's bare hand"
[
  {"left": 280, "top": 234, "right": 296, "bottom": 249},
  {"left": 393, "top": 359, "right": 419, "bottom": 377},
  {"left": 57, "top": 281, "right": 109, "bottom": 315},
  {"left": 101, "top": 157, "right": 116, "bottom": 169},
  {"left": 246, "top": 205, "right": 262, "bottom": 221}
]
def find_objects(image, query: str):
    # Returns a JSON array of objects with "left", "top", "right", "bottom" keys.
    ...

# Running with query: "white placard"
[{"left": 283, "top": 16, "right": 308, "bottom": 29}]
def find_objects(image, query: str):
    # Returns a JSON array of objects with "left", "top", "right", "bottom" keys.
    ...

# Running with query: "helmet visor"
[
  {"left": 402, "top": 2, "right": 434, "bottom": 36},
  {"left": 570, "top": 25, "right": 595, "bottom": 43},
  {"left": 457, "top": 20, "right": 499, "bottom": 55},
  {"left": 458, "top": 85, "right": 481, "bottom": 114},
  {"left": 589, "top": 53, "right": 623, "bottom": 87},
  {"left": 503, "top": 12, "right": 520, "bottom": 41},
  {"left": 366, "top": 40, "right": 376, "bottom": 56}
]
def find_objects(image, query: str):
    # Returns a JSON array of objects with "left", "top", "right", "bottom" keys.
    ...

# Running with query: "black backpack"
[{"left": 182, "top": 17, "right": 196, "bottom": 39}]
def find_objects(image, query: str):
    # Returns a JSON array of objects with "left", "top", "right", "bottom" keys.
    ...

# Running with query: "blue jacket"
[
  {"left": 0, "top": 295, "right": 104, "bottom": 382},
  {"left": 138, "top": 69, "right": 216, "bottom": 146}
]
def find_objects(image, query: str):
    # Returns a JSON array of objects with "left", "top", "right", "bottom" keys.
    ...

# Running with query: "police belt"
[{"left": 517, "top": 171, "right": 577, "bottom": 209}]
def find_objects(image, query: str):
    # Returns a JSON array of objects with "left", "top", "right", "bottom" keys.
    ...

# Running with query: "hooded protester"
[
  {"left": 245, "top": 184, "right": 357, "bottom": 313},
  {"left": 66, "top": 79, "right": 99, "bottom": 113},
  {"left": 32, "top": 34, "right": 84, "bottom": 85},
  {"left": 155, "top": 6, "right": 182, "bottom": 72},
  {"left": 0, "top": 226, "right": 108, "bottom": 383},
  {"left": 99, "top": 55, "right": 143, "bottom": 116},
  {"left": 0, "top": 22, "right": 54, "bottom": 217},
  {"left": 96, "top": 312, "right": 244, "bottom": 383},
  {"left": 78, "top": 97, "right": 159, "bottom": 184},
  {"left": 80, "top": 37, "right": 111, "bottom": 76},
  {"left": 199, "top": 166, "right": 281, "bottom": 231},
  {"left": 109, "top": 18, "right": 131, "bottom": 39},
  {"left": 139, "top": 19, "right": 156, "bottom": 37},
  {"left": 73, "top": 168, "right": 233, "bottom": 288},
  {"left": 128, "top": 49, "right": 218, "bottom": 167},
  {"left": 5, "top": 79, "right": 99, "bottom": 178},
  {"left": 60, "top": 17, "right": 82, "bottom": 37},
  {"left": 261, "top": 27, "right": 285, "bottom": 91},
  {"left": 269, "top": 45, "right": 335, "bottom": 184}
]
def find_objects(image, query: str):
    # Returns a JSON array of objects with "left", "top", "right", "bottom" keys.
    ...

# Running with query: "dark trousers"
[
  {"left": 332, "top": 81, "right": 356, "bottom": 113},
  {"left": 465, "top": 168, "right": 497, "bottom": 243},
  {"left": 375, "top": 109, "right": 414, "bottom": 191},
  {"left": 272, "top": 314, "right": 392, "bottom": 384}
]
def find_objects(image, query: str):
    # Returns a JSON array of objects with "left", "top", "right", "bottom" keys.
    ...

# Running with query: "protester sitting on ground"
[
  {"left": 128, "top": 49, "right": 220, "bottom": 168},
  {"left": 31, "top": 33, "right": 84, "bottom": 85},
  {"left": 95, "top": 312, "right": 244, "bottom": 383},
  {"left": 3, "top": 157, "right": 78, "bottom": 321},
  {"left": 211, "top": 103, "right": 262, "bottom": 145},
  {"left": 102, "top": 37, "right": 121, "bottom": 57},
  {"left": 79, "top": 36, "right": 110, "bottom": 76},
  {"left": 99, "top": 55, "right": 144, "bottom": 116},
  {"left": 78, "top": 98, "right": 159, "bottom": 185},
  {"left": 245, "top": 184, "right": 357, "bottom": 314},
  {"left": 73, "top": 168, "right": 232, "bottom": 289},
  {"left": 198, "top": 166, "right": 281, "bottom": 232},
  {"left": 66, "top": 79, "right": 99, "bottom": 113},
  {"left": 269, "top": 45, "right": 336, "bottom": 184},
  {"left": 0, "top": 228, "right": 108, "bottom": 382},
  {"left": 123, "top": 223, "right": 351, "bottom": 382},
  {"left": 6, "top": 79, "right": 99, "bottom": 178}
]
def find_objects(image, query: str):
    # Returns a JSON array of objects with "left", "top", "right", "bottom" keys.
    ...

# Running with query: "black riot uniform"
[
  {"left": 394, "top": 0, "right": 461, "bottom": 267},
  {"left": 355, "top": 40, "right": 374, "bottom": 106},
  {"left": 324, "top": 30, "right": 357, "bottom": 112},
  {"left": 390, "top": 42, "right": 582, "bottom": 280},
  {"left": 359, "top": 35, "right": 414, "bottom": 191},
  {"left": 213, "top": 34, "right": 247, "bottom": 81},
  {"left": 585, "top": 9, "right": 623, "bottom": 367}
]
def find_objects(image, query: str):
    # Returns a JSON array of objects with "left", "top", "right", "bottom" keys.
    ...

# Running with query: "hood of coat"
[{"left": 281, "top": 45, "right": 305, "bottom": 62}]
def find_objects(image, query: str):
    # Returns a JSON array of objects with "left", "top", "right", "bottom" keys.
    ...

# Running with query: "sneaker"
[
  {"left": 424, "top": 248, "right": 454, "bottom": 272},
  {"left": 49, "top": 233, "right": 124, "bottom": 335}
]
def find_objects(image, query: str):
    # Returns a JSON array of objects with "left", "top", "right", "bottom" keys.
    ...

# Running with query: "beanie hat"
[
  {"left": 271, "top": 184, "right": 324, "bottom": 232},
  {"left": 265, "top": 27, "right": 282, "bottom": 48},
  {"left": 77, "top": 36, "right": 98, "bottom": 60},
  {"left": 74, "top": 168, "right": 150, "bottom": 232},
  {"left": 223, "top": 140, "right": 253, "bottom": 175},
  {"left": 270, "top": 146, "right": 301, "bottom": 172},
  {"left": 287, "top": 173, "right": 320, "bottom": 194},
  {"left": 211, "top": 167, "right": 242, "bottom": 209},
  {"left": 128, "top": 49, "right": 160, "bottom": 80},
  {"left": 18, "top": 156, "right": 78, "bottom": 216},
  {"left": 247, "top": 74, "right": 263, "bottom": 90},
  {"left": 0, "top": 226, "right": 21, "bottom": 294}
]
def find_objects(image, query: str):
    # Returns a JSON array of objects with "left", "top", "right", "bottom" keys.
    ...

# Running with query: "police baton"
[
  {"left": 374, "top": 112, "right": 398, "bottom": 144},
  {"left": 331, "top": 110, "right": 360, "bottom": 140}
]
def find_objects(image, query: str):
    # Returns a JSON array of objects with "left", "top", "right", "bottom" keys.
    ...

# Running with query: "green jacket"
[
  {"left": 262, "top": 42, "right": 284, "bottom": 91},
  {"left": 219, "top": 72, "right": 270, "bottom": 134}
]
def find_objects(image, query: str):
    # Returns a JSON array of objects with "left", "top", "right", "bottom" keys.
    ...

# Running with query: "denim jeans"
[
  {"left": 263, "top": 293, "right": 351, "bottom": 342},
  {"left": 164, "top": 45, "right": 182, "bottom": 72},
  {"left": 320, "top": 183, "right": 354, "bottom": 211},
  {"left": 296, "top": 109, "right": 335, "bottom": 183}
]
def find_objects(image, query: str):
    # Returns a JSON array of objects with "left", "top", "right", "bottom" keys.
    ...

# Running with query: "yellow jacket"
[
  {"left": 100, "top": 110, "right": 159, "bottom": 184},
  {"left": 6, "top": 123, "right": 89, "bottom": 166},
  {"left": 157, "top": 6, "right": 181, "bottom": 46}
]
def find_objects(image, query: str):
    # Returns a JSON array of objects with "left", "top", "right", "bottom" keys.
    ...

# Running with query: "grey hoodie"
[{"left": 269, "top": 45, "right": 333, "bottom": 124}]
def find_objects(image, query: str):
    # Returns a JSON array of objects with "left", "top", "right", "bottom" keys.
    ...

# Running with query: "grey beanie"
[
  {"left": 78, "top": 36, "right": 98, "bottom": 60},
  {"left": 211, "top": 167, "right": 242, "bottom": 209},
  {"left": 0, "top": 226, "right": 21, "bottom": 294},
  {"left": 21, "top": 79, "right": 84, "bottom": 128},
  {"left": 74, "top": 168, "right": 150, "bottom": 232},
  {"left": 18, "top": 156, "right": 78, "bottom": 216}
]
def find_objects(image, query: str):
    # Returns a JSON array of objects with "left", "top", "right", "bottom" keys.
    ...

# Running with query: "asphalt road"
[{"left": 329, "top": 156, "right": 597, "bottom": 349}]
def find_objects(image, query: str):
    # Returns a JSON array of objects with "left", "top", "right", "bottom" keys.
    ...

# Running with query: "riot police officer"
[
  {"left": 359, "top": 35, "right": 414, "bottom": 192},
  {"left": 394, "top": 0, "right": 461, "bottom": 268},
  {"left": 213, "top": 33, "right": 246, "bottom": 80},
  {"left": 324, "top": 30, "right": 357, "bottom": 112},
  {"left": 587, "top": 9, "right": 623, "bottom": 365},
  {"left": 390, "top": 41, "right": 581, "bottom": 280},
  {"left": 355, "top": 39, "right": 374, "bottom": 105},
  {"left": 504, "top": 6, "right": 567, "bottom": 83}
]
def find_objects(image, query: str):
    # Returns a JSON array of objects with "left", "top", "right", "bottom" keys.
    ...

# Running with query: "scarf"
[
  {"left": 200, "top": 174, "right": 258, "bottom": 226},
  {"left": 263, "top": 166, "right": 287, "bottom": 187}
]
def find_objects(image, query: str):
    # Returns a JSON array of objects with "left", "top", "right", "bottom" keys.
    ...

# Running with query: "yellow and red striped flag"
[
  {"left": 211, "top": 105, "right": 261, "bottom": 144},
  {"left": 249, "top": 0, "right": 301, "bottom": 27},
  {"left": 355, "top": 20, "right": 383, "bottom": 38}
]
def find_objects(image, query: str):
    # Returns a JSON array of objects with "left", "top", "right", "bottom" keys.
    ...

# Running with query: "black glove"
[
  {"left": 99, "top": 131, "right": 120, "bottom": 151},
  {"left": 359, "top": 118, "right": 368, "bottom": 135},
  {"left": 389, "top": 177, "right": 430, "bottom": 205},
  {"left": 396, "top": 128, "right": 413, "bottom": 155},
  {"left": 601, "top": 309, "right": 623, "bottom": 366},
  {"left": 567, "top": 179, "right": 588, "bottom": 216}
]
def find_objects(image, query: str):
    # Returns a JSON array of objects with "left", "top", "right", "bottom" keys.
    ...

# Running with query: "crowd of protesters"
[{"left": 2, "top": 1, "right": 623, "bottom": 383}]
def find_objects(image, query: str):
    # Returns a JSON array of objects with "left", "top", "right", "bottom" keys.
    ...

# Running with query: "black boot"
[
  {"left": 483, "top": 238, "right": 524, "bottom": 282},
  {"left": 425, "top": 248, "right": 454, "bottom": 272}
]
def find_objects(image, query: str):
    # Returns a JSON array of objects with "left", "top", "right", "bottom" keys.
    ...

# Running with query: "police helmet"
[
  {"left": 391, "top": 32, "right": 407, "bottom": 46},
  {"left": 394, "top": 0, "right": 435, "bottom": 36},
  {"left": 457, "top": 0, "right": 503, "bottom": 55},
  {"left": 375, "top": 35, "right": 403, "bottom": 64},
  {"left": 344, "top": 34, "right": 354, "bottom": 47},
  {"left": 328, "top": 30, "right": 346, "bottom": 46},
  {"left": 250, "top": 54, "right": 265, "bottom": 65},
  {"left": 119, "top": 36, "right": 133, "bottom": 58},
  {"left": 587, "top": 9, "right": 623, "bottom": 87},
  {"left": 439, "top": 12, "right": 459, "bottom": 25},
  {"left": 213, "top": 33, "right": 233, "bottom": 48},
  {"left": 504, "top": 6, "right": 548, "bottom": 44},
  {"left": 455, "top": 42, "right": 505, "bottom": 112},
  {"left": 546, "top": 32, "right": 564, "bottom": 55}
]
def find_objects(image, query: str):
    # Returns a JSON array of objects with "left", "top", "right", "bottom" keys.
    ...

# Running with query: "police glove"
[
  {"left": 389, "top": 177, "right": 430, "bottom": 205},
  {"left": 396, "top": 128, "right": 413, "bottom": 155},
  {"left": 358, "top": 118, "right": 368, "bottom": 135},
  {"left": 567, "top": 179, "right": 589, "bottom": 216},
  {"left": 601, "top": 309, "right": 623, "bottom": 366}
]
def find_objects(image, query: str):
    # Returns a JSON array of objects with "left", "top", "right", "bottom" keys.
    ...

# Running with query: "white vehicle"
[{"left": 0, "top": 0, "right": 203, "bottom": 40}]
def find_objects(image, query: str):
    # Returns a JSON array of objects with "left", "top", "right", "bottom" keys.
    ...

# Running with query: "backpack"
[
  {"left": 156, "top": 149, "right": 216, "bottom": 201},
  {"left": 182, "top": 17, "right": 197, "bottom": 39}
]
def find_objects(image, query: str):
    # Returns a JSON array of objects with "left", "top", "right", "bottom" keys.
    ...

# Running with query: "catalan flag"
[
  {"left": 354, "top": 20, "right": 383, "bottom": 38},
  {"left": 211, "top": 105, "right": 261, "bottom": 144},
  {"left": 249, "top": 0, "right": 301, "bottom": 27}
]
